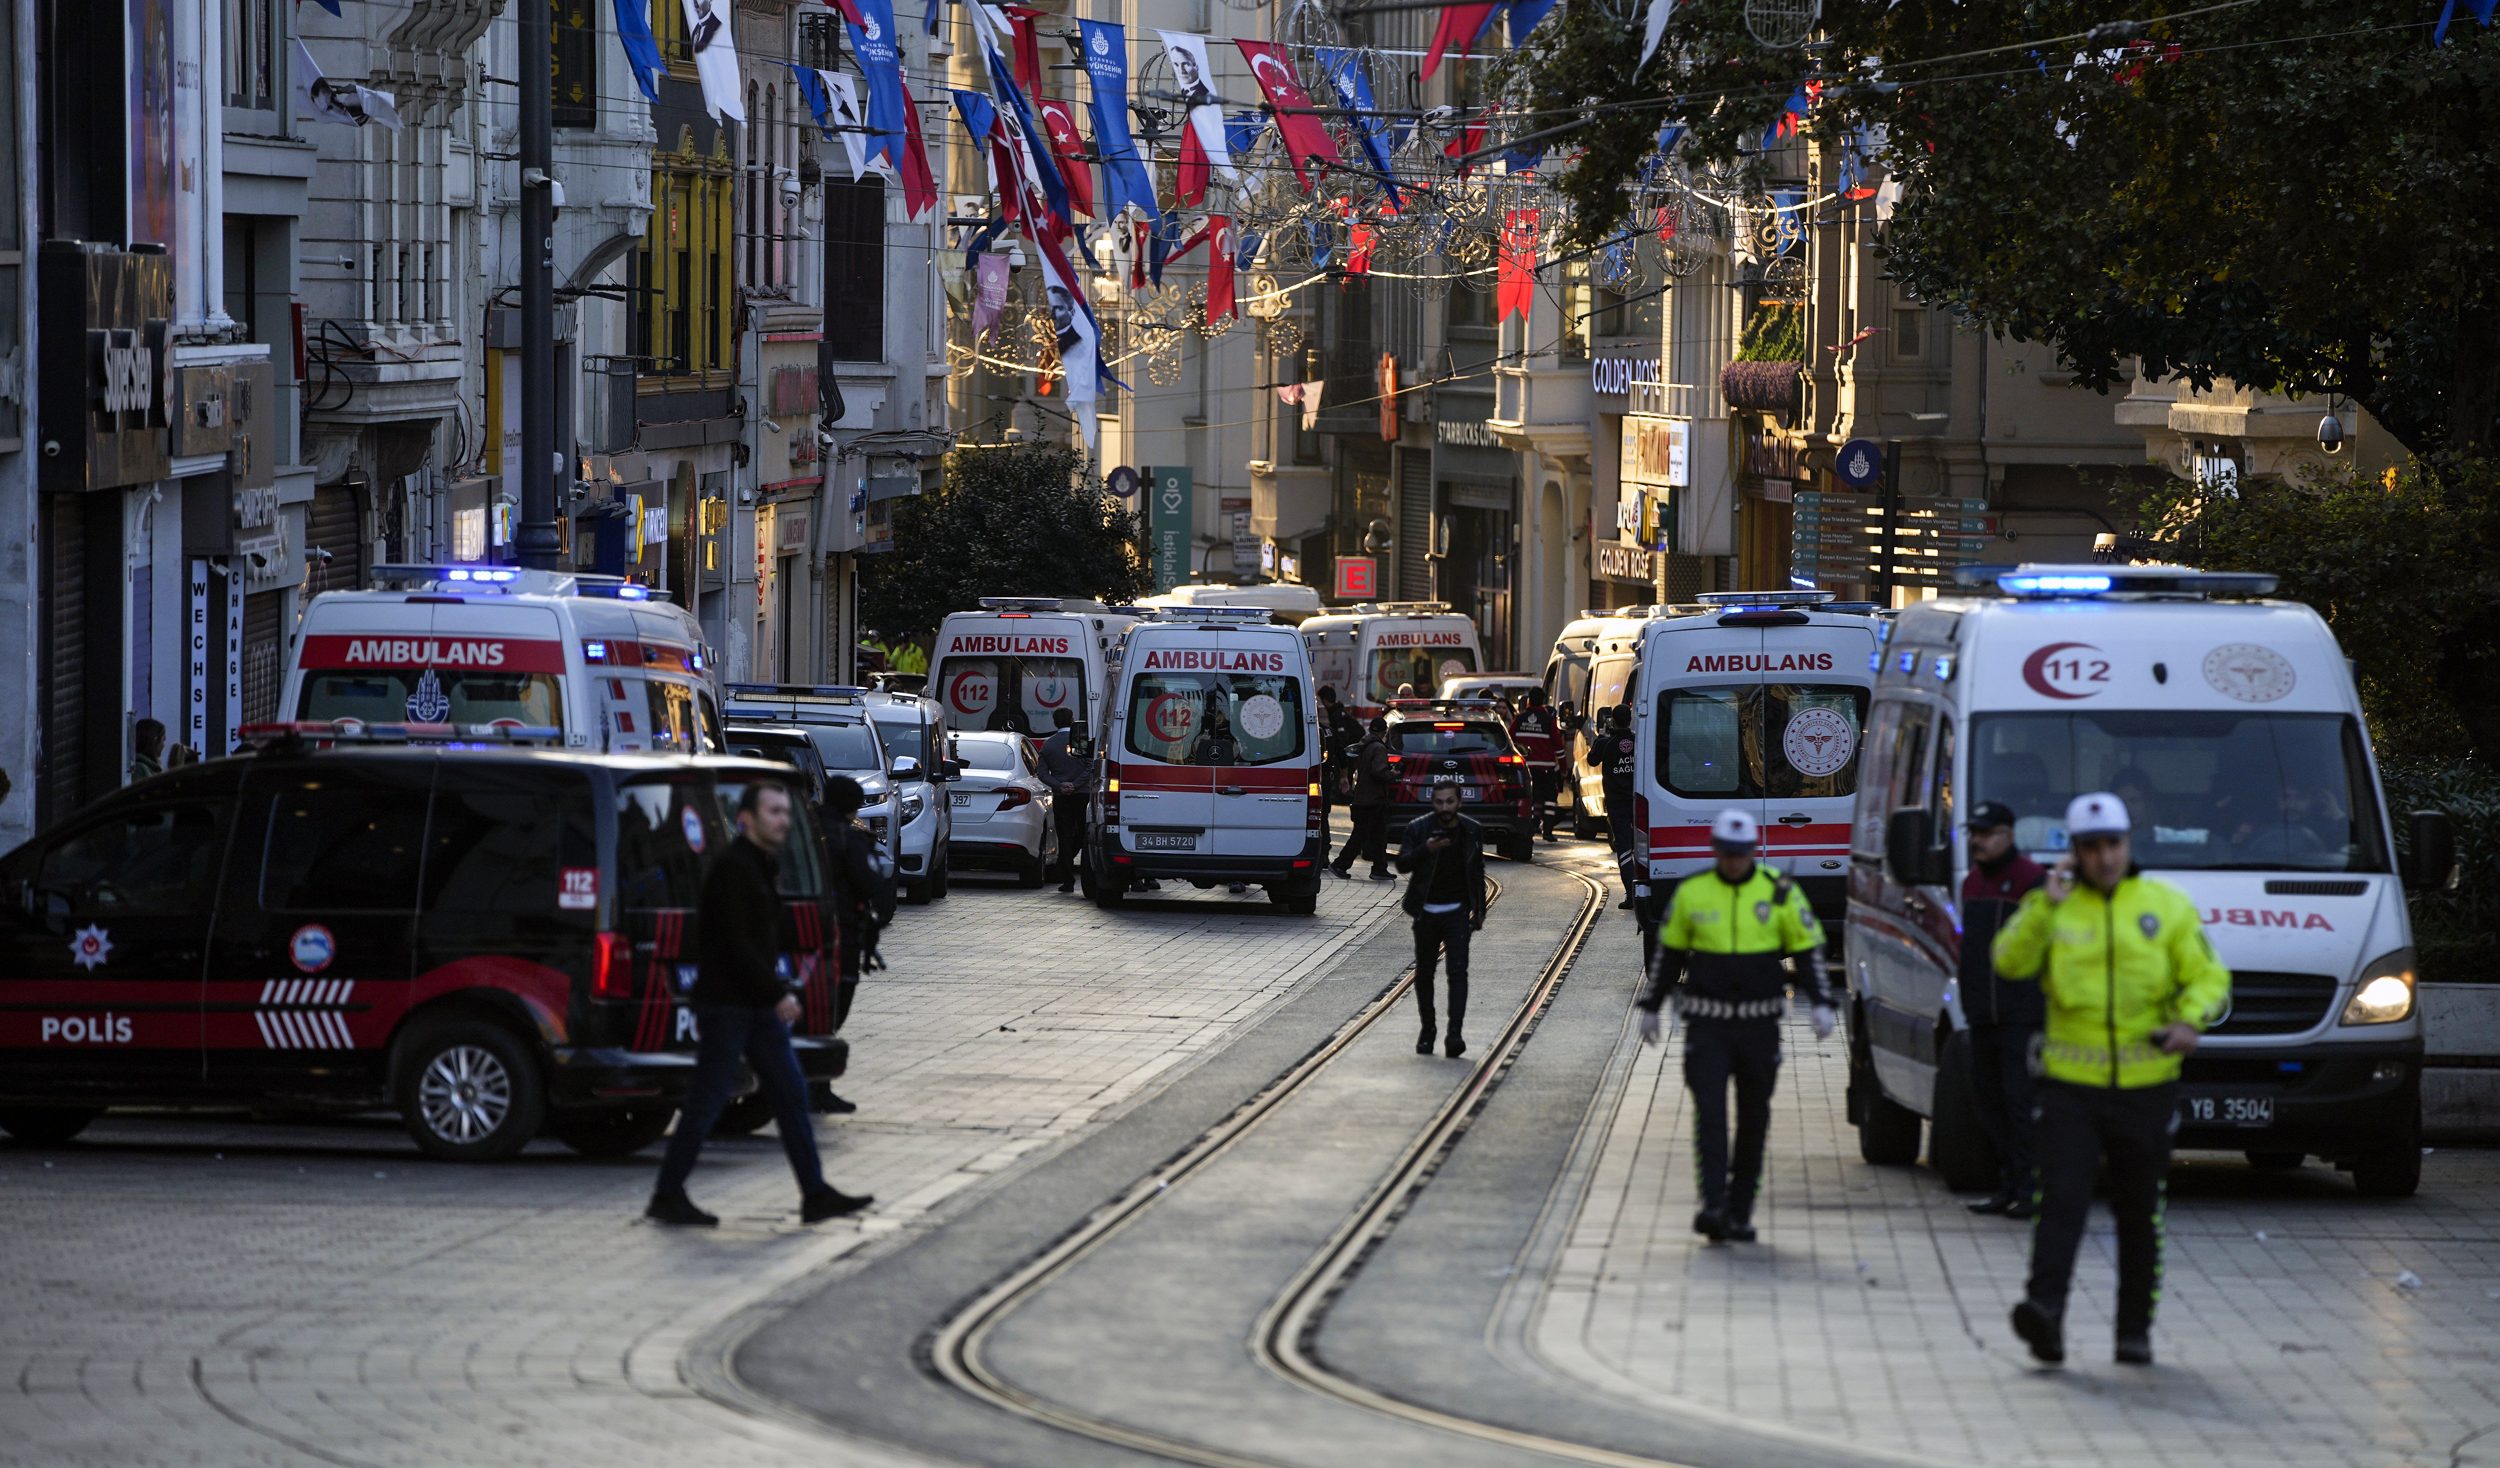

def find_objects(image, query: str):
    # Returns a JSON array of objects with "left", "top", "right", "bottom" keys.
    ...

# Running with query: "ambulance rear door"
[
  {"left": 930, "top": 615, "right": 1092, "bottom": 735},
  {"left": 1645, "top": 620, "right": 1768, "bottom": 872},
  {"left": 1752, "top": 615, "right": 1872, "bottom": 899}
]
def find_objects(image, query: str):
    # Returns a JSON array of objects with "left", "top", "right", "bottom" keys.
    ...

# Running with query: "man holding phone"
[
  {"left": 1397, "top": 783, "right": 1487, "bottom": 1058},
  {"left": 1993, "top": 791, "right": 2231, "bottom": 1368}
]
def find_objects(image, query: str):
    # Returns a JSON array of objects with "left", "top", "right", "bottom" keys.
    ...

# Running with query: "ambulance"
[
  {"left": 1554, "top": 606, "right": 1684, "bottom": 838},
  {"left": 1088, "top": 608, "right": 1326, "bottom": 913},
  {"left": 1845, "top": 563, "right": 2462, "bottom": 1198},
  {"left": 282, "top": 565, "right": 722, "bottom": 753},
  {"left": 926, "top": 597, "right": 1141, "bottom": 736},
  {"left": 1299, "top": 602, "right": 1484, "bottom": 720},
  {"left": 1624, "top": 591, "right": 1880, "bottom": 931}
]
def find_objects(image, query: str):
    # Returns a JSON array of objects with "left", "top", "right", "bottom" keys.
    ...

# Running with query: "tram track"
[{"left": 925, "top": 865, "right": 1695, "bottom": 1468}]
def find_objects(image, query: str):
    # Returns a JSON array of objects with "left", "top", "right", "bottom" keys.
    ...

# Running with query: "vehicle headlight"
[
  {"left": 2340, "top": 949, "right": 2417, "bottom": 1026},
  {"left": 900, "top": 792, "right": 925, "bottom": 823}
]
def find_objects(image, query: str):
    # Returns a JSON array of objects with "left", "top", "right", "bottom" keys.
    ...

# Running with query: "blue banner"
[
  {"left": 614, "top": 0, "right": 664, "bottom": 103},
  {"left": 1315, "top": 48, "right": 1400, "bottom": 207},
  {"left": 846, "top": 0, "right": 909, "bottom": 170},
  {"left": 1077, "top": 20, "right": 1160, "bottom": 226}
]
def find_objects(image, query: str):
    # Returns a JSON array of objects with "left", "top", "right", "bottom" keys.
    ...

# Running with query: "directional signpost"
[{"left": 1149, "top": 466, "right": 1191, "bottom": 591}]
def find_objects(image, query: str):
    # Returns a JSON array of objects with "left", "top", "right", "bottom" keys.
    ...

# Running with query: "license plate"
[
  {"left": 950, "top": 791, "right": 972, "bottom": 807},
  {"left": 2184, "top": 1092, "right": 2275, "bottom": 1127},
  {"left": 1459, "top": 787, "right": 1484, "bottom": 801},
  {"left": 1135, "top": 830, "right": 1198, "bottom": 852}
]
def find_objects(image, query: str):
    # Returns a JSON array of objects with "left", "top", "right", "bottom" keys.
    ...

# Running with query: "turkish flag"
[
  {"left": 1131, "top": 218, "right": 1150, "bottom": 290},
  {"left": 1346, "top": 219, "right": 1376, "bottom": 275},
  {"left": 1177, "top": 125, "right": 1209, "bottom": 206},
  {"left": 1002, "top": 5, "right": 1046, "bottom": 93},
  {"left": 1038, "top": 98, "right": 1096, "bottom": 217},
  {"left": 1235, "top": 40, "right": 1341, "bottom": 193},
  {"left": 1442, "top": 107, "right": 1491, "bottom": 176},
  {"left": 1207, "top": 213, "right": 1236, "bottom": 320},
  {"left": 1423, "top": 1, "right": 1498, "bottom": 79},
  {"left": 896, "top": 78, "right": 938, "bottom": 221},
  {"left": 1497, "top": 208, "right": 1539, "bottom": 321}
]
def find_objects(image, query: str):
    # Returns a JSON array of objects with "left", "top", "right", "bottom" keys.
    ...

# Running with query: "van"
[
  {"left": 1090, "top": 609, "right": 1325, "bottom": 913},
  {"left": 0, "top": 727, "right": 849, "bottom": 1160},
  {"left": 1138, "top": 582, "right": 1326, "bottom": 626},
  {"left": 1559, "top": 607, "right": 1685, "bottom": 838},
  {"left": 1299, "top": 602, "right": 1485, "bottom": 721},
  {"left": 926, "top": 597, "right": 1141, "bottom": 737},
  {"left": 1847, "top": 564, "right": 2459, "bottom": 1197},
  {"left": 1625, "top": 592, "right": 1880, "bottom": 933},
  {"left": 283, "top": 565, "right": 722, "bottom": 754}
]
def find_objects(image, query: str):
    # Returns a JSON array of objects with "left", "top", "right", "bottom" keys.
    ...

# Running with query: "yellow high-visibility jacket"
[{"left": 1992, "top": 870, "right": 2232, "bottom": 1088}]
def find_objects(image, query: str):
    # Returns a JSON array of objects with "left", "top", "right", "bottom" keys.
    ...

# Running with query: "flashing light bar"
[
  {"left": 577, "top": 582, "right": 653, "bottom": 601},
  {"left": 978, "top": 596, "right": 1076, "bottom": 611},
  {"left": 1138, "top": 606, "right": 1275, "bottom": 623},
  {"left": 240, "top": 720, "right": 565, "bottom": 749},
  {"left": 1388, "top": 697, "right": 1506, "bottom": 713},
  {"left": 726, "top": 682, "right": 868, "bottom": 700},
  {"left": 584, "top": 641, "right": 609, "bottom": 663},
  {"left": 1696, "top": 590, "right": 1836, "bottom": 607},
  {"left": 1957, "top": 563, "right": 2282, "bottom": 599}
]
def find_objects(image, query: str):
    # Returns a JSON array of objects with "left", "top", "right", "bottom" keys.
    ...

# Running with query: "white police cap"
[
  {"left": 1710, "top": 808, "right": 1760, "bottom": 847},
  {"left": 2065, "top": 791, "right": 2131, "bottom": 839}
]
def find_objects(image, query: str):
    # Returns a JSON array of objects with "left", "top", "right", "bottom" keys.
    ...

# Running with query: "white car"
[
  {"left": 864, "top": 690, "right": 957, "bottom": 903},
  {"left": 946, "top": 731, "right": 1058, "bottom": 886}
]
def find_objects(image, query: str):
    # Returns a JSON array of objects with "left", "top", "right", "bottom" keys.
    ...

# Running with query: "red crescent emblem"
[{"left": 2021, "top": 642, "right": 2100, "bottom": 701}]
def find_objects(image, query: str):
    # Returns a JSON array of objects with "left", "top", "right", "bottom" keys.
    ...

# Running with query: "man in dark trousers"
[
  {"left": 1397, "top": 782, "right": 1487, "bottom": 1057},
  {"left": 1634, "top": 808, "right": 1836, "bottom": 1244},
  {"left": 1586, "top": 705, "right": 1640, "bottom": 906},
  {"left": 1508, "top": 688, "right": 1561, "bottom": 840},
  {"left": 1958, "top": 801, "right": 2048, "bottom": 1219},
  {"left": 1037, "top": 708, "right": 1093, "bottom": 893},
  {"left": 1328, "top": 717, "right": 1397, "bottom": 881},
  {"left": 648, "top": 781, "right": 873, "bottom": 1227},
  {"left": 817, "top": 774, "right": 889, "bottom": 1115},
  {"left": 1316, "top": 686, "right": 1356, "bottom": 863}
]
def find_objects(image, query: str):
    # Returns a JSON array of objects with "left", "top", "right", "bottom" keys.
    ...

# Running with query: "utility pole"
[{"left": 515, "top": 1, "right": 561, "bottom": 569}]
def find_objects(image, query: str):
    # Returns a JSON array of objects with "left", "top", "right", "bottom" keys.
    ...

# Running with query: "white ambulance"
[
  {"left": 282, "top": 565, "right": 723, "bottom": 753},
  {"left": 925, "top": 597, "right": 1141, "bottom": 737},
  {"left": 1552, "top": 606, "right": 1684, "bottom": 837},
  {"left": 1299, "top": 602, "right": 1484, "bottom": 720},
  {"left": 1624, "top": 592, "right": 1880, "bottom": 930},
  {"left": 1089, "top": 608, "right": 1325, "bottom": 913},
  {"left": 1846, "top": 563, "right": 2461, "bottom": 1197}
]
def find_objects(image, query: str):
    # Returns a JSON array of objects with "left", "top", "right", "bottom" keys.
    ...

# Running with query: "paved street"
[{"left": 4, "top": 839, "right": 2497, "bottom": 1468}]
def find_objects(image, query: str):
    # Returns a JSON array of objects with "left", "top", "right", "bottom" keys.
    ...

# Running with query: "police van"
[
  {"left": 0, "top": 726, "right": 850, "bottom": 1160},
  {"left": 926, "top": 597, "right": 1141, "bottom": 737},
  {"left": 1846, "top": 564, "right": 2459, "bottom": 1197},
  {"left": 1623, "top": 592, "right": 1879, "bottom": 933},
  {"left": 1300, "top": 602, "right": 1484, "bottom": 721},
  {"left": 283, "top": 565, "right": 723, "bottom": 754},
  {"left": 1089, "top": 609, "right": 1325, "bottom": 913}
]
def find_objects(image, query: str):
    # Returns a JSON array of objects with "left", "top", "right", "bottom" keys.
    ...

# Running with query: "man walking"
[
  {"left": 1959, "top": 800, "right": 2047, "bottom": 1219},
  {"left": 1508, "top": 688, "right": 1561, "bottom": 840},
  {"left": 1328, "top": 717, "right": 1396, "bottom": 881},
  {"left": 1398, "top": 783, "right": 1486, "bottom": 1057},
  {"left": 1634, "top": 809, "right": 1836, "bottom": 1244},
  {"left": 1317, "top": 686, "right": 1357, "bottom": 863},
  {"left": 1995, "top": 792, "right": 2229, "bottom": 1367},
  {"left": 648, "top": 781, "right": 873, "bottom": 1227},
  {"left": 1037, "top": 708, "right": 1093, "bottom": 893},
  {"left": 1586, "top": 705, "right": 1640, "bottom": 905}
]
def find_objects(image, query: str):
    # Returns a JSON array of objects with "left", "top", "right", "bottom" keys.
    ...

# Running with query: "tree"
[
  {"left": 1518, "top": 1, "right": 2500, "bottom": 452},
  {"left": 859, "top": 446, "right": 1150, "bottom": 640}
]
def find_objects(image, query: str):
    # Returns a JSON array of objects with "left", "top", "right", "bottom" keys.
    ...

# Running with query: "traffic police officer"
[
  {"left": 1995, "top": 791, "right": 2230, "bottom": 1368},
  {"left": 1635, "top": 808, "right": 1837, "bottom": 1244}
]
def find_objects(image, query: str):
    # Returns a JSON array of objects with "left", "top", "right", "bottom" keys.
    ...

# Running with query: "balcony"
[{"left": 1489, "top": 363, "right": 1592, "bottom": 458}]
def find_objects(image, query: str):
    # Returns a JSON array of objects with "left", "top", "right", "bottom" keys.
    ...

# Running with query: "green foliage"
[
  {"left": 2380, "top": 757, "right": 2500, "bottom": 983},
  {"left": 858, "top": 447, "right": 1149, "bottom": 640},
  {"left": 1735, "top": 303, "right": 1804, "bottom": 363},
  {"left": 1517, "top": 1, "right": 2500, "bottom": 451},
  {"left": 2120, "top": 457, "right": 2500, "bottom": 765}
]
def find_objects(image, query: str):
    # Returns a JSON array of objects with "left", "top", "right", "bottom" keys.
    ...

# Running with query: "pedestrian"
[
  {"left": 1959, "top": 800, "right": 2048, "bottom": 1219},
  {"left": 1508, "top": 688, "right": 1561, "bottom": 840},
  {"left": 1634, "top": 808, "right": 1837, "bottom": 1244},
  {"left": 1328, "top": 717, "right": 1397, "bottom": 881},
  {"left": 647, "top": 780, "right": 873, "bottom": 1227},
  {"left": 1037, "top": 707, "right": 1093, "bottom": 893},
  {"left": 1997, "top": 792, "right": 2229, "bottom": 1368},
  {"left": 1587, "top": 705, "right": 1639, "bottom": 905},
  {"left": 129, "top": 719, "right": 166, "bottom": 784},
  {"left": 817, "top": 774, "right": 890, "bottom": 1116},
  {"left": 1316, "top": 686, "right": 1355, "bottom": 862},
  {"left": 1397, "top": 782, "right": 1486, "bottom": 1058}
]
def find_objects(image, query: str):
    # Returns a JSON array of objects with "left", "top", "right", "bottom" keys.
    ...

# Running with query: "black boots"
[{"left": 646, "top": 1192, "right": 720, "bottom": 1228}]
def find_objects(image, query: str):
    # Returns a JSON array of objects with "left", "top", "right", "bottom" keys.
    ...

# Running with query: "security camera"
[
  {"left": 774, "top": 165, "right": 802, "bottom": 214},
  {"left": 2317, "top": 412, "right": 2347, "bottom": 455}
]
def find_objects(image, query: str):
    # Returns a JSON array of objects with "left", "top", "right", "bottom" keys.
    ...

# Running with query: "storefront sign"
[
  {"left": 1435, "top": 417, "right": 1500, "bottom": 449},
  {"left": 1590, "top": 355, "right": 1661, "bottom": 400},
  {"left": 1593, "top": 542, "right": 1657, "bottom": 584},
  {"left": 1149, "top": 465, "right": 1191, "bottom": 591},
  {"left": 36, "top": 243, "right": 173, "bottom": 493},
  {"left": 1335, "top": 555, "right": 1377, "bottom": 599},
  {"left": 777, "top": 507, "right": 811, "bottom": 552},
  {"left": 1621, "top": 416, "right": 1689, "bottom": 490}
]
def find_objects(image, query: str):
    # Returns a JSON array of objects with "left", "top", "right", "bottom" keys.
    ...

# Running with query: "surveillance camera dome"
[{"left": 2317, "top": 413, "right": 2347, "bottom": 454}]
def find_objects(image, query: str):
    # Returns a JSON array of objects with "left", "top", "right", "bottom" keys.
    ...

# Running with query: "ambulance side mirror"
[
  {"left": 1885, "top": 808, "right": 1950, "bottom": 887},
  {"left": 2402, "top": 809, "right": 2456, "bottom": 893}
]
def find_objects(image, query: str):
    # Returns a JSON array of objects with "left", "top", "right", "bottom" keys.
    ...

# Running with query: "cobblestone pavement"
[
  {"left": 0, "top": 866, "right": 1407, "bottom": 1468},
  {"left": 1535, "top": 906, "right": 2500, "bottom": 1468}
]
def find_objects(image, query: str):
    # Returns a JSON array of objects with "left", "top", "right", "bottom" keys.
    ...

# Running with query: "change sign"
[{"left": 1150, "top": 465, "right": 1192, "bottom": 591}]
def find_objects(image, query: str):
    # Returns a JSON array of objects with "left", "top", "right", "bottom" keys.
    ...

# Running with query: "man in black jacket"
[
  {"left": 1397, "top": 784, "right": 1488, "bottom": 1058},
  {"left": 1329, "top": 718, "right": 1396, "bottom": 881},
  {"left": 1587, "top": 705, "right": 1641, "bottom": 908},
  {"left": 648, "top": 781, "right": 873, "bottom": 1227},
  {"left": 1958, "top": 801, "right": 2049, "bottom": 1218},
  {"left": 1037, "top": 709, "right": 1093, "bottom": 892},
  {"left": 816, "top": 775, "right": 889, "bottom": 1115}
]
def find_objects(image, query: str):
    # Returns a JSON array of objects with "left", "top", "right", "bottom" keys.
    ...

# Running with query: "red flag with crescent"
[
  {"left": 1177, "top": 125, "right": 1209, "bottom": 206},
  {"left": 1235, "top": 40, "right": 1341, "bottom": 192},
  {"left": 1423, "top": 1, "right": 1498, "bottom": 79},
  {"left": 1207, "top": 213, "right": 1237, "bottom": 320},
  {"left": 1497, "top": 208, "right": 1538, "bottom": 321},
  {"left": 896, "top": 78, "right": 938, "bottom": 221},
  {"left": 1037, "top": 98, "right": 1096, "bottom": 218}
]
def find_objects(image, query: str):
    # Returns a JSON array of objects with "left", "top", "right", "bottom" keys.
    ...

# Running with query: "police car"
[
  {"left": 0, "top": 725, "right": 850, "bottom": 1160},
  {"left": 283, "top": 564, "right": 722, "bottom": 752},
  {"left": 1381, "top": 699, "right": 1538, "bottom": 863}
]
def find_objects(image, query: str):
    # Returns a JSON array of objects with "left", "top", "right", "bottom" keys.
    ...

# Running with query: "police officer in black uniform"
[{"left": 1586, "top": 705, "right": 1640, "bottom": 906}]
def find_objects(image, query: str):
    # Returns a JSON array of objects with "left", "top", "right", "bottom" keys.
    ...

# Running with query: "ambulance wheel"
[
  {"left": 711, "top": 1094, "right": 776, "bottom": 1136},
  {"left": 1926, "top": 1029, "right": 2000, "bottom": 1193},
  {"left": 1572, "top": 806, "right": 1600, "bottom": 841},
  {"left": 1014, "top": 851, "right": 1047, "bottom": 888},
  {"left": 2245, "top": 1150, "right": 2305, "bottom": 1171},
  {"left": 549, "top": 1107, "right": 675, "bottom": 1158},
  {"left": 1285, "top": 893, "right": 1318, "bottom": 915},
  {"left": 0, "top": 1106, "right": 100, "bottom": 1146},
  {"left": 1851, "top": 1016, "right": 1922, "bottom": 1166},
  {"left": 395, "top": 1019, "right": 547, "bottom": 1162},
  {"left": 1090, "top": 863, "right": 1127, "bottom": 910},
  {"left": 2349, "top": 1145, "right": 2422, "bottom": 1198},
  {"left": 1499, "top": 835, "right": 1535, "bottom": 864}
]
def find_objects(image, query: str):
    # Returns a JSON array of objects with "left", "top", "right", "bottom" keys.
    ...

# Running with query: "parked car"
[
  {"left": 722, "top": 721, "right": 830, "bottom": 809},
  {"left": 863, "top": 690, "right": 959, "bottom": 903},
  {"left": 946, "top": 731, "right": 1058, "bottom": 886}
]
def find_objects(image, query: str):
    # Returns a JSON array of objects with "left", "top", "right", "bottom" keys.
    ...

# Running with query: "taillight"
[
  {"left": 592, "top": 932, "right": 632, "bottom": 999},
  {"left": 999, "top": 785, "right": 1032, "bottom": 810},
  {"left": 1632, "top": 793, "right": 1652, "bottom": 862},
  {"left": 1500, "top": 753, "right": 1523, "bottom": 764},
  {"left": 1101, "top": 775, "right": 1120, "bottom": 826}
]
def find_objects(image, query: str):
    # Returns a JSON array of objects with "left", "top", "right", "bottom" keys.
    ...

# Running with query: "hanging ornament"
[{"left": 1743, "top": 0, "right": 1819, "bottom": 50}]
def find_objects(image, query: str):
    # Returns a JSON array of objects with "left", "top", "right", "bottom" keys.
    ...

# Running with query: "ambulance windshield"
[
  {"left": 1656, "top": 684, "right": 1868, "bottom": 800},
  {"left": 1967, "top": 710, "right": 2387, "bottom": 872},
  {"left": 297, "top": 669, "right": 565, "bottom": 730},
  {"left": 1125, "top": 672, "right": 1306, "bottom": 766},
  {"left": 935, "top": 654, "right": 1085, "bottom": 735},
  {"left": 1365, "top": 643, "right": 1476, "bottom": 706}
]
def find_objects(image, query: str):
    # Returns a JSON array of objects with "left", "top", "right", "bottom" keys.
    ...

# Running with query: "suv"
[
  {"left": 863, "top": 689, "right": 960, "bottom": 903},
  {"left": 1383, "top": 699, "right": 1538, "bottom": 863},
  {"left": 0, "top": 724, "right": 851, "bottom": 1161},
  {"left": 722, "top": 685, "right": 901, "bottom": 870},
  {"left": 723, "top": 722, "right": 830, "bottom": 810}
]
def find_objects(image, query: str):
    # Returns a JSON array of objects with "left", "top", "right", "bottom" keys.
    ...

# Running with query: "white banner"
[{"left": 682, "top": 0, "right": 747, "bottom": 124}]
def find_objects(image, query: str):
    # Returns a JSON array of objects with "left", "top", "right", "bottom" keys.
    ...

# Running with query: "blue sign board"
[{"left": 1834, "top": 438, "right": 1885, "bottom": 491}]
